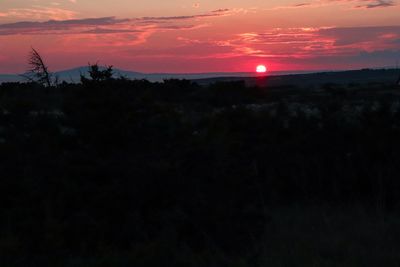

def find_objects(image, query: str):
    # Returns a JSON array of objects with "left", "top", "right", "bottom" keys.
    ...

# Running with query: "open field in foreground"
[{"left": 1, "top": 70, "right": 400, "bottom": 266}]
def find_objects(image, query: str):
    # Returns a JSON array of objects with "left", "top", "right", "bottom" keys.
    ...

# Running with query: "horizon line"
[{"left": 2, "top": 66, "right": 399, "bottom": 76}]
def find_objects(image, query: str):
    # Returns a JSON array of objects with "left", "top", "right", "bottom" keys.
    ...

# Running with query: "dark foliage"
[
  {"left": 1, "top": 78, "right": 400, "bottom": 266},
  {"left": 80, "top": 63, "right": 114, "bottom": 84}
]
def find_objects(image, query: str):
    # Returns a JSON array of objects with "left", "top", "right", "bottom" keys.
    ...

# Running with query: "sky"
[{"left": 0, "top": 0, "right": 400, "bottom": 73}]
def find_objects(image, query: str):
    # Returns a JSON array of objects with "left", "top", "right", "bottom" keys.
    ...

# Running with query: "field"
[{"left": 1, "top": 69, "right": 400, "bottom": 266}]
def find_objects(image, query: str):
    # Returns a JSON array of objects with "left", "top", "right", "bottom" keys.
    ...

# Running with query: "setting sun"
[{"left": 256, "top": 65, "right": 267, "bottom": 73}]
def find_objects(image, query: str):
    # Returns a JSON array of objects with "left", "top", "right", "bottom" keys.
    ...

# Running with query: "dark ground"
[
  {"left": 193, "top": 68, "right": 399, "bottom": 88},
  {"left": 1, "top": 69, "right": 400, "bottom": 266}
]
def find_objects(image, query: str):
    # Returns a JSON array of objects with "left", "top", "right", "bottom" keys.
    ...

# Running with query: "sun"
[{"left": 256, "top": 65, "right": 267, "bottom": 73}]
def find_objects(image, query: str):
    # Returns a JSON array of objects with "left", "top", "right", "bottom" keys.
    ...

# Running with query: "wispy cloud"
[
  {"left": 330, "top": 0, "right": 396, "bottom": 8},
  {"left": 266, "top": 2, "right": 313, "bottom": 10},
  {"left": 206, "top": 26, "right": 400, "bottom": 60},
  {"left": 0, "top": 6, "right": 77, "bottom": 20},
  {"left": 138, "top": 9, "right": 231, "bottom": 21},
  {"left": 0, "top": 17, "right": 127, "bottom": 35},
  {"left": 269, "top": 0, "right": 397, "bottom": 10},
  {"left": 0, "top": 9, "right": 231, "bottom": 36},
  {"left": 118, "top": 25, "right": 400, "bottom": 63},
  {"left": 0, "top": 4, "right": 398, "bottom": 73}
]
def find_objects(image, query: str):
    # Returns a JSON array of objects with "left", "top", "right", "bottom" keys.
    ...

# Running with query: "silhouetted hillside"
[
  {"left": 193, "top": 68, "right": 400, "bottom": 87},
  {"left": 1, "top": 76, "right": 400, "bottom": 266},
  {"left": 4, "top": 67, "right": 393, "bottom": 84}
]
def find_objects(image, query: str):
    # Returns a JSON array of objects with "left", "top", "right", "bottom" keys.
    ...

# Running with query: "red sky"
[{"left": 0, "top": 0, "right": 400, "bottom": 73}]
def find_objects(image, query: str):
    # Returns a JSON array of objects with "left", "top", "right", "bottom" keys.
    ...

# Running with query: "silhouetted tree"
[
  {"left": 25, "top": 47, "right": 52, "bottom": 87},
  {"left": 81, "top": 63, "right": 114, "bottom": 83}
]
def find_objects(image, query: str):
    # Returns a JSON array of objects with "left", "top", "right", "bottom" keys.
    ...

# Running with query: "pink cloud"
[
  {"left": 270, "top": 0, "right": 396, "bottom": 10},
  {"left": 329, "top": 0, "right": 396, "bottom": 8},
  {"left": 0, "top": 9, "right": 231, "bottom": 36},
  {"left": 0, "top": 9, "right": 399, "bottom": 74},
  {"left": 0, "top": 7, "right": 77, "bottom": 21},
  {"left": 224, "top": 26, "right": 400, "bottom": 58}
]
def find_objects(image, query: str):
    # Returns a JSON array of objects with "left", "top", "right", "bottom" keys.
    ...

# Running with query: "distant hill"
[
  {"left": 1, "top": 67, "right": 399, "bottom": 86},
  {"left": 0, "top": 74, "right": 24, "bottom": 83},
  {"left": 192, "top": 69, "right": 400, "bottom": 87},
  {"left": 0, "top": 67, "right": 256, "bottom": 84},
  {"left": 0, "top": 66, "right": 322, "bottom": 84}
]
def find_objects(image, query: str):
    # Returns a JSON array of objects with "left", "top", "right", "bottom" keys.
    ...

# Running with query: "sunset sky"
[{"left": 0, "top": 0, "right": 400, "bottom": 73}]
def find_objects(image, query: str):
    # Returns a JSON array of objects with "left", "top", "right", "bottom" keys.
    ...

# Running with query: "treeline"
[{"left": 1, "top": 76, "right": 400, "bottom": 266}]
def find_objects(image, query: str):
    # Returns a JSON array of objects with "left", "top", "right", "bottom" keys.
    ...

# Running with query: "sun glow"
[{"left": 256, "top": 65, "right": 267, "bottom": 73}]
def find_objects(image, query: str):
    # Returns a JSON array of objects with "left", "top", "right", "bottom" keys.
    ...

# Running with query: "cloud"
[
  {"left": 269, "top": 0, "right": 397, "bottom": 10},
  {"left": 293, "top": 3, "right": 313, "bottom": 7},
  {"left": 216, "top": 26, "right": 400, "bottom": 60},
  {"left": 330, "top": 0, "right": 396, "bottom": 8},
  {"left": 120, "top": 25, "right": 400, "bottom": 63},
  {"left": 91, "top": 23, "right": 400, "bottom": 73},
  {"left": 0, "top": 9, "right": 231, "bottom": 36},
  {"left": 0, "top": 6, "right": 77, "bottom": 20},
  {"left": 318, "top": 26, "right": 400, "bottom": 45},
  {"left": 81, "top": 28, "right": 141, "bottom": 34},
  {"left": 266, "top": 2, "right": 313, "bottom": 10},
  {"left": 139, "top": 9, "right": 230, "bottom": 21},
  {"left": 357, "top": 0, "right": 395, "bottom": 8},
  {"left": 0, "top": 17, "right": 129, "bottom": 35}
]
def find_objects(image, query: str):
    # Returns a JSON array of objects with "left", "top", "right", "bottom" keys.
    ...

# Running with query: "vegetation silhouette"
[
  {"left": 22, "top": 47, "right": 54, "bottom": 87},
  {"left": 80, "top": 63, "right": 114, "bottom": 83},
  {"left": 1, "top": 63, "right": 400, "bottom": 266},
  {"left": 397, "top": 71, "right": 400, "bottom": 86}
]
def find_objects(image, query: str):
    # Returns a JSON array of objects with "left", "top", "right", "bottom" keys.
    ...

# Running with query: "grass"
[
  {"left": 258, "top": 205, "right": 400, "bottom": 267},
  {"left": 1, "top": 76, "right": 400, "bottom": 266}
]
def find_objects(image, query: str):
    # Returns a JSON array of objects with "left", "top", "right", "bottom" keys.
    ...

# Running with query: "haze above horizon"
[{"left": 0, "top": 0, "right": 399, "bottom": 74}]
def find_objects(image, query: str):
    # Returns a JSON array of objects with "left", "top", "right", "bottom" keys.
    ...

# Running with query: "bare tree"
[{"left": 25, "top": 47, "right": 52, "bottom": 87}]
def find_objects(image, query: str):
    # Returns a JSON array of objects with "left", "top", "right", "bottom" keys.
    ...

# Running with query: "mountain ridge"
[
  {"left": 0, "top": 66, "right": 328, "bottom": 84},
  {"left": 1, "top": 66, "right": 398, "bottom": 85}
]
